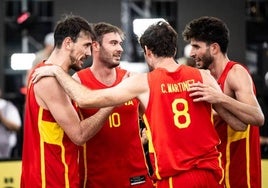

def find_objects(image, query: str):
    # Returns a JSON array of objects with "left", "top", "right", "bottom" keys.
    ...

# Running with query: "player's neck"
[
  {"left": 209, "top": 55, "right": 230, "bottom": 80},
  {"left": 45, "top": 49, "right": 70, "bottom": 72},
  {"left": 90, "top": 64, "right": 117, "bottom": 86},
  {"left": 154, "top": 57, "right": 179, "bottom": 71}
]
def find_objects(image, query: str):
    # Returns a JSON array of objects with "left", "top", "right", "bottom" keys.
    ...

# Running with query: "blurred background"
[
  {"left": 0, "top": 0, "right": 268, "bottom": 159},
  {"left": 1, "top": 0, "right": 268, "bottom": 187}
]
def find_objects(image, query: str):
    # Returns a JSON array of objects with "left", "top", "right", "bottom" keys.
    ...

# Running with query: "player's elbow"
[
  {"left": 73, "top": 133, "right": 96, "bottom": 146},
  {"left": 256, "top": 113, "right": 265, "bottom": 126},
  {"left": 233, "top": 124, "right": 248, "bottom": 132},
  {"left": 71, "top": 136, "right": 86, "bottom": 146},
  {"left": 75, "top": 97, "right": 90, "bottom": 109},
  {"left": 74, "top": 140, "right": 85, "bottom": 146},
  {"left": 229, "top": 121, "right": 248, "bottom": 131},
  {"left": 250, "top": 109, "right": 265, "bottom": 126}
]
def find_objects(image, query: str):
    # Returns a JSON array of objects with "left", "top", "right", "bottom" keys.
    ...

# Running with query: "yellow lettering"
[
  {"left": 161, "top": 79, "right": 196, "bottom": 94},
  {"left": 124, "top": 100, "right": 134, "bottom": 106},
  {"left": 161, "top": 84, "right": 167, "bottom": 93}
]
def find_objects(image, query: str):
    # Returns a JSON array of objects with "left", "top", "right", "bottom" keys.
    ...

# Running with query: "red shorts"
[{"left": 155, "top": 169, "right": 224, "bottom": 188}]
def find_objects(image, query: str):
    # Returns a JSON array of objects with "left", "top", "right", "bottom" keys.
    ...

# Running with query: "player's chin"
[
  {"left": 77, "top": 60, "right": 85, "bottom": 67},
  {"left": 71, "top": 63, "right": 83, "bottom": 71},
  {"left": 195, "top": 61, "right": 203, "bottom": 68},
  {"left": 114, "top": 58, "right": 121, "bottom": 64}
]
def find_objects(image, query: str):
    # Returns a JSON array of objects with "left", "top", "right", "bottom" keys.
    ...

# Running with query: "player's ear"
[
  {"left": 63, "top": 37, "right": 73, "bottom": 50},
  {"left": 210, "top": 42, "right": 219, "bottom": 55},
  {"left": 92, "top": 41, "right": 100, "bottom": 51}
]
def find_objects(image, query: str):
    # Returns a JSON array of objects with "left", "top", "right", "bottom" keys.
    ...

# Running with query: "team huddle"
[{"left": 20, "top": 14, "right": 264, "bottom": 188}]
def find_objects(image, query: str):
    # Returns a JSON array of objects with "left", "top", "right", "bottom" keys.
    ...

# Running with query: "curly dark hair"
[
  {"left": 54, "top": 14, "right": 94, "bottom": 48},
  {"left": 182, "top": 16, "right": 229, "bottom": 54},
  {"left": 139, "top": 21, "right": 178, "bottom": 57}
]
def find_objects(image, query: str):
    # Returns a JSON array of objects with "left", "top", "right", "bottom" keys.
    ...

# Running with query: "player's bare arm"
[
  {"left": 222, "top": 64, "right": 264, "bottom": 126},
  {"left": 32, "top": 65, "right": 150, "bottom": 109},
  {"left": 188, "top": 69, "right": 248, "bottom": 131},
  {"left": 34, "top": 75, "right": 113, "bottom": 145}
]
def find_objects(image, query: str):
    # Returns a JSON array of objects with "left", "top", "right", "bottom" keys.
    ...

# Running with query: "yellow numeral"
[
  {"left": 172, "top": 98, "right": 190, "bottom": 128},
  {"left": 109, "top": 112, "right": 121, "bottom": 128}
]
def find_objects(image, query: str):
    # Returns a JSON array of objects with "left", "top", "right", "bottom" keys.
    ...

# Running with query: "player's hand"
[
  {"left": 141, "top": 128, "right": 148, "bottom": 144},
  {"left": 188, "top": 82, "right": 222, "bottom": 104},
  {"left": 31, "top": 65, "right": 59, "bottom": 83}
]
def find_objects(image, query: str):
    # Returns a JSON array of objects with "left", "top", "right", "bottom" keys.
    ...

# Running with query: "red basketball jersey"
[
  {"left": 77, "top": 67, "right": 153, "bottom": 188},
  {"left": 215, "top": 61, "right": 261, "bottom": 188},
  {"left": 143, "top": 65, "right": 223, "bottom": 184},
  {"left": 21, "top": 62, "right": 79, "bottom": 188}
]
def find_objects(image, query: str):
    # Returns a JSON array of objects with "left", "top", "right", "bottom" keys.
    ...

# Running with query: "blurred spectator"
[
  {"left": 178, "top": 44, "right": 196, "bottom": 67},
  {"left": 265, "top": 71, "right": 268, "bottom": 87},
  {"left": 21, "top": 32, "right": 54, "bottom": 95},
  {"left": 0, "top": 89, "right": 22, "bottom": 158},
  {"left": 31, "top": 32, "right": 54, "bottom": 68},
  {"left": 260, "top": 71, "right": 268, "bottom": 158}
]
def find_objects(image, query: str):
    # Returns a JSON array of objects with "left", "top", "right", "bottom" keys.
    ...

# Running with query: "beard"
[
  {"left": 69, "top": 52, "right": 87, "bottom": 71},
  {"left": 99, "top": 46, "right": 121, "bottom": 68},
  {"left": 70, "top": 63, "right": 82, "bottom": 72},
  {"left": 69, "top": 57, "right": 83, "bottom": 72},
  {"left": 100, "top": 55, "right": 120, "bottom": 69},
  {"left": 199, "top": 50, "right": 213, "bottom": 69}
]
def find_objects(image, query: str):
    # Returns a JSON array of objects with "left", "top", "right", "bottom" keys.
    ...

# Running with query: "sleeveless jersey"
[
  {"left": 77, "top": 67, "right": 153, "bottom": 188},
  {"left": 21, "top": 62, "right": 79, "bottom": 188},
  {"left": 214, "top": 61, "right": 261, "bottom": 188},
  {"left": 143, "top": 65, "right": 223, "bottom": 183}
]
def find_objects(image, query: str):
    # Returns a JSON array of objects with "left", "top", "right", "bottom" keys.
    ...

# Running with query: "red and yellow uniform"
[
  {"left": 215, "top": 61, "right": 261, "bottom": 188},
  {"left": 77, "top": 67, "right": 153, "bottom": 188},
  {"left": 143, "top": 65, "right": 224, "bottom": 187},
  {"left": 21, "top": 62, "right": 79, "bottom": 188}
]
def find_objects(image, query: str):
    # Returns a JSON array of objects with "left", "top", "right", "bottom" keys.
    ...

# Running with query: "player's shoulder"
[
  {"left": 228, "top": 63, "right": 251, "bottom": 80},
  {"left": 198, "top": 68, "right": 212, "bottom": 79},
  {"left": 34, "top": 76, "right": 63, "bottom": 96}
]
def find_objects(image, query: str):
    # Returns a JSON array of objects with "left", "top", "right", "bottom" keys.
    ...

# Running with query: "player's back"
[{"left": 143, "top": 64, "right": 223, "bottom": 181}]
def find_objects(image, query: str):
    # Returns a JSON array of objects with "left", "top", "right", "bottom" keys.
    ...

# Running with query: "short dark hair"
[
  {"left": 54, "top": 14, "right": 94, "bottom": 48},
  {"left": 139, "top": 21, "right": 178, "bottom": 58},
  {"left": 92, "top": 22, "right": 124, "bottom": 44},
  {"left": 182, "top": 16, "right": 229, "bottom": 54}
]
